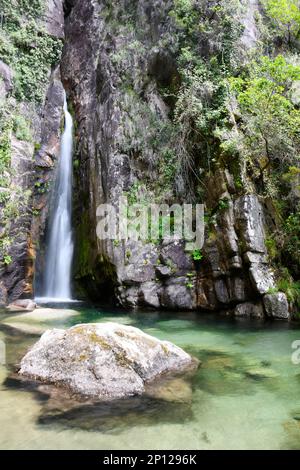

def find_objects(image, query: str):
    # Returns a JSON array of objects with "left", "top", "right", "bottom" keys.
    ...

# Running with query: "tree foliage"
[
  {"left": 229, "top": 55, "right": 300, "bottom": 181},
  {"left": 0, "top": 0, "right": 62, "bottom": 103},
  {"left": 264, "top": 0, "right": 300, "bottom": 43}
]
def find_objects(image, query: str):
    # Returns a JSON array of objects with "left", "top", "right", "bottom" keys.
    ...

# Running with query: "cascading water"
[{"left": 39, "top": 93, "right": 74, "bottom": 301}]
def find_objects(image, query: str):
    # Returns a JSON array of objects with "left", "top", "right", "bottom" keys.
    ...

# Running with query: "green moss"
[
  {"left": 78, "top": 352, "right": 88, "bottom": 362},
  {"left": 0, "top": 121, "right": 12, "bottom": 181},
  {"left": 72, "top": 326, "right": 111, "bottom": 350},
  {"left": 74, "top": 211, "right": 93, "bottom": 279},
  {"left": 161, "top": 344, "right": 170, "bottom": 356},
  {"left": 114, "top": 350, "right": 133, "bottom": 368},
  {"left": 265, "top": 237, "right": 278, "bottom": 260},
  {"left": 277, "top": 279, "right": 300, "bottom": 308},
  {"left": 96, "top": 253, "right": 117, "bottom": 285},
  {"left": 13, "top": 114, "right": 32, "bottom": 141}
]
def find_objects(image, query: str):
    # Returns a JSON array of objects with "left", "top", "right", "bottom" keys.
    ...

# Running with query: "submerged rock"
[
  {"left": 7, "top": 299, "right": 36, "bottom": 312},
  {"left": 19, "top": 323, "right": 198, "bottom": 400},
  {"left": 245, "top": 368, "right": 279, "bottom": 380},
  {"left": 9, "top": 308, "right": 79, "bottom": 322},
  {"left": 2, "top": 308, "right": 80, "bottom": 335},
  {"left": 2, "top": 322, "right": 47, "bottom": 336}
]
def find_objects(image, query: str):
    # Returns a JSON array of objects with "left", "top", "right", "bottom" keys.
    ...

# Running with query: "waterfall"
[{"left": 41, "top": 93, "right": 74, "bottom": 301}]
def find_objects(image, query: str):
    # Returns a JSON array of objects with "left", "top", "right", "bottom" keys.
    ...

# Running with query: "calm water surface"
[{"left": 0, "top": 305, "right": 300, "bottom": 450}]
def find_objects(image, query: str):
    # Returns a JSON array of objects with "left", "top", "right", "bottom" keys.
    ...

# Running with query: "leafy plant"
[
  {"left": 277, "top": 279, "right": 300, "bottom": 308},
  {"left": 0, "top": 191, "right": 9, "bottom": 204},
  {"left": 283, "top": 211, "right": 300, "bottom": 275},
  {"left": 3, "top": 254, "right": 12, "bottom": 266},
  {"left": 265, "top": 237, "right": 278, "bottom": 260},
  {"left": 0, "top": 122, "right": 12, "bottom": 175},
  {"left": 192, "top": 249, "right": 203, "bottom": 262},
  {"left": 218, "top": 198, "right": 230, "bottom": 212},
  {"left": 0, "top": 236, "right": 12, "bottom": 266},
  {"left": 0, "top": 3, "right": 63, "bottom": 103},
  {"left": 229, "top": 55, "right": 300, "bottom": 189}
]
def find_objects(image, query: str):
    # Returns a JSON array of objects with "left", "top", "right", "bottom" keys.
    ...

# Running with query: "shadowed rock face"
[
  {"left": 0, "top": 0, "right": 65, "bottom": 304},
  {"left": 19, "top": 322, "right": 198, "bottom": 400}
]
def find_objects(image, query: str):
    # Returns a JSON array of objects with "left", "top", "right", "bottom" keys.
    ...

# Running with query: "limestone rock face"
[
  {"left": 234, "top": 195, "right": 266, "bottom": 254},
  {"left": 240, "top": 0, "right": 259, "bottom": 49},
  {"left": 263, "top": 293, "right": 290, "bottom": 320},
  {"left": 19, "top": 323, "right": 197, "bottom": 400},
  {"left": 41, "top": 0, "right": 65, "bottom": 39},
  {"left": 0, "top": 60, "right": 13, "bottom": 97}
]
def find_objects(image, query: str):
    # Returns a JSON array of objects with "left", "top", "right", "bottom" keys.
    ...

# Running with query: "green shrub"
[
  {"left": 218, "top": 198, "right": 230, "bottom": 212},
  {"left": 12, "top": 23, "right": 63, "bottom": 103},
  {"left": 277, "top": 279, "right": 300, "bottom": 308},
  {"left": 13, "top": 115, "right": 32, "bottom": 141},
  {"left": 0, "top": 2, "right": 63, "bottom": 103},
  {"left": 283, "top": 211, "right": 300, "bottom": 274},
  {"left": 265, "top": 237, "right": 278, "bottom": 260},
  {"left": 264, "top": 0, "right": 300, "bottom": 44},
  {"left": 0, "top": 123, "right": 12, "bottom": 175},
  {"left": 229, "top": 55, "right": 300, "bottom": 189}
]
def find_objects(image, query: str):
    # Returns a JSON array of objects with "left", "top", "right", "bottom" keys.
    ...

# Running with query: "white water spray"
[{"left": 41, "top": 93, "right": 74, "bottom": 301}]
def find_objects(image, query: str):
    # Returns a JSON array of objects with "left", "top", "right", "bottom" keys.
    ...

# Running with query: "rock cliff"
[
  {"left": 60, "top": 0, "right": 292, "bottom": 318},
  {"left": 1, "top": 0, "right": 299, "bottom": 320},
  {"left": 0, "top": 0, "right": 65, "bottom": 303}
]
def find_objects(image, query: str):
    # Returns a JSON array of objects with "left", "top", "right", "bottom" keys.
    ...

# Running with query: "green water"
[{"left": 1, "top": 306, "right": 300, "bottom": 450}]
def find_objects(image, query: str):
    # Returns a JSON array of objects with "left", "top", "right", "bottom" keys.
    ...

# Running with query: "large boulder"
[
  {"left": 19, "top": 323, "right": 198, "bottom": 400},
  {"left": 263, "top": 293, "right": 290, "bottom": 320},
  {"left": 249, "top": 263, "right": 275, "bottom": 295}
]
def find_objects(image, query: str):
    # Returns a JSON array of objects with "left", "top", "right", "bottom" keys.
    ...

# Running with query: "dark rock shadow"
[
  {"left": 4, "top": 373, "right": 195, "bottom": 434},
  {"left": 37, "top": 395, "right": 194, "bottom": 434}
]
